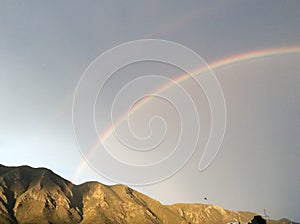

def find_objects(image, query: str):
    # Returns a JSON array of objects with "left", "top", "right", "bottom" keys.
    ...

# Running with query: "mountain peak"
[{"left": 0, "top": 164, "right": 298, "bottom": 224}]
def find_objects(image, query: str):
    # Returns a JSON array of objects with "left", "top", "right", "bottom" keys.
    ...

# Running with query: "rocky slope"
[{"left": 0, "top": 164, "right": 297, "bottom": 224}]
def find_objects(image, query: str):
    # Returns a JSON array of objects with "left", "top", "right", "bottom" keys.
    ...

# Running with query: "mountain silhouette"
[{"left": 0, "top": 164, "right": 297, "bottom": 224}]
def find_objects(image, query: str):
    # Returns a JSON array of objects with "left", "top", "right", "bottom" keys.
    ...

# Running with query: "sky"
[{"left": 0, "top": 0, "right": 300, "bottom": 222}]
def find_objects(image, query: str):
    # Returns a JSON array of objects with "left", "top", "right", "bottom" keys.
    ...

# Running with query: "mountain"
[{"left": 0, "top": 164, "right": 297, "bottom": 224}]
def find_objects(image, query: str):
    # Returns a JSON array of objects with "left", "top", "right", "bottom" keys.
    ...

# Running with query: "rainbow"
[{"left": 73, "top": 45, "right": 300, "bottom": 181}]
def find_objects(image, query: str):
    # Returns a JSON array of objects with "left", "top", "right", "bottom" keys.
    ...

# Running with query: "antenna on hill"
[{"left": 263, "top": 209, "right": 270, "bottom": 224}]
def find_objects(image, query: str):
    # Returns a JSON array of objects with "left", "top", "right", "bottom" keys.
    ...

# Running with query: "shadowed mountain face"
[{"left": 0, "top": 165, "right": 297, "bottom": 224}]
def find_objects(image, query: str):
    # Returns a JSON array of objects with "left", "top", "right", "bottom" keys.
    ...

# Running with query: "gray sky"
[{"left": 1, "top": 0, "right": 300, "bottom": 222}]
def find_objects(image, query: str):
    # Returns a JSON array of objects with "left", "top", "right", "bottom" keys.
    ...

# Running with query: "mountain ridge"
[{"left": 0, "top": 164, "right": 297, "bottom": 224}]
